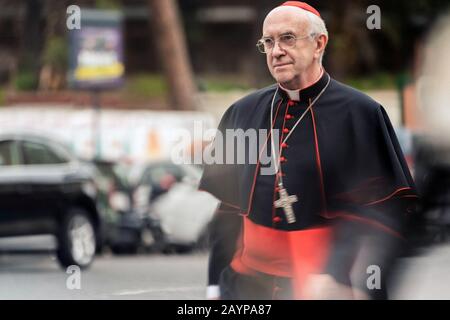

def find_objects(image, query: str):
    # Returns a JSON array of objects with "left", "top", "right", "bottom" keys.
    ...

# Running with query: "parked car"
[
  {"left": 132, "top": 161, "right": 218, "bottom": 252},
  {"left": 0, "top": 133, "right": 100, "bottom": 269}
]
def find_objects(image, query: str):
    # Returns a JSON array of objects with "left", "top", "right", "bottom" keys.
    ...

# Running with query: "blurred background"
[{"left": 0, "top": 0, "right": 449, "bottom": 299}]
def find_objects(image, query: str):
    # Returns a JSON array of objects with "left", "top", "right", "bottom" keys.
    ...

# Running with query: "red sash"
[{"left": 231, "top": 217, "right": 333, "bottom": 299}]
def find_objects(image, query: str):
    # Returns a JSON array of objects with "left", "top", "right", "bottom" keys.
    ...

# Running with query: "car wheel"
[{"left": 56, "top": 208, "right": 97, "bottom": 269}]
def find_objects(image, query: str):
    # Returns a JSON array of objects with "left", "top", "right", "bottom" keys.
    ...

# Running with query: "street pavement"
[
  {"left": 0, "top": 236, "right": 207, "bottom": 300},
  {"left": 0, "top": 236, "right": 449, "bottom": 300}
]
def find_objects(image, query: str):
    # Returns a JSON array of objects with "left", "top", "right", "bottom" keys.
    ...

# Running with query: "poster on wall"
[{"left": 68, "top": 9, "right": 124, "bottom": 90}]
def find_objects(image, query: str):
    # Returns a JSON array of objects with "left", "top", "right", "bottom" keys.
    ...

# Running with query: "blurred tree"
[
  {"left": 322, "top": 0, "right": 449, "bottom": 80},
  {"left": 16, "top": 0, "right": 43, "bottom": 91},
  {"left": 40, "top": 36, "right": 68, "bottom": 90},
  {"left": 251, "top": 0, "right": 274, "bottom": 88},
  {"left": 324, "top": 0, "right": 378, "bottom": 79},
  {"left": 148, "top": 0, "right": 197, "bottom": 110},
  {"left": 39, "top": 0, "right": 69, "bottom": 91}
]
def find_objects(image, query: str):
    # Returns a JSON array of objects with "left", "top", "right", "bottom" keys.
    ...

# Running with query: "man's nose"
[{"left": 271, "top": 41, "right": 285, "bottom": 58}]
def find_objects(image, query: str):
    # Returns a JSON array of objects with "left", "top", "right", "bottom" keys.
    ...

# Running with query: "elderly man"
[{"left": 200, "top": 1, "right": 417, "bottom": 300}]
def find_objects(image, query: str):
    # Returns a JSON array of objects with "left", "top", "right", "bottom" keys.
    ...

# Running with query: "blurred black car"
[{"left": 0, "top": 133, "right": 100, "bottom": 269}]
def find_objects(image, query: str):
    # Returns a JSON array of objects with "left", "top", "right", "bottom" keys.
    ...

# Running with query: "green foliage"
[
  {"left": 42, "top": 36, "right": 68, "bottom": 71},
  {"left": 197, "top": 75, "right": 253, "bottom": 92},
  {"left": 124, "top": 73, "right": 254, "bottom": 98},
  {"left": 0, "top": 87, "right": 5, "bottom": 106},
  {"left": 125, "top": 74, "right": 167, "bottom": 98},
  {"left": 344, "top": 72, "right": 399, "bottom": 91},
  {"left": 14, "top": 69, "right": 38, "bottom": 91},
  {"left": 95, "top": 0, "right": 122, "bottom": 9}
]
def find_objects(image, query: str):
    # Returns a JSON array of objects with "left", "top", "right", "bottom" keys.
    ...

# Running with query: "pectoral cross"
[{"left": 274, "top": 185, "right": 298, "bottom": 224}]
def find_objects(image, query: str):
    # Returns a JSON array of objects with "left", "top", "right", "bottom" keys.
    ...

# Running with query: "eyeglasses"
[{"left": 256, "top": 33, "right": 314, "bottom": 54}]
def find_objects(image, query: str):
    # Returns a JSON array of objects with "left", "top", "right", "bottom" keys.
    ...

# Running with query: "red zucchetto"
[{"left": 279, "top": 1, "right": 321, "bottom": 18}]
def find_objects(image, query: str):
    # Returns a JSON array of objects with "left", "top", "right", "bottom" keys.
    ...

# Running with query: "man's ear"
[{"left": 315, "top": 34, "right": 328, "bottom": 58}]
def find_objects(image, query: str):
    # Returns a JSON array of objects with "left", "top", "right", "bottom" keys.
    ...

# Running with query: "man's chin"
[
  {"left": 276, "top": 77, "right": 295, "bottom": 87},
  {"left": 273, "top": 74, "right": 290, "bottom": 84}
]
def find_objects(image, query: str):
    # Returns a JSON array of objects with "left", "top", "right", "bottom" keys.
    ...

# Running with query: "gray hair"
[{"left": 303, "top": 10, "right": 328, "bottom": 65}]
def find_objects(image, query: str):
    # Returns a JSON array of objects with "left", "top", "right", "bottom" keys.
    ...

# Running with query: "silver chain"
[{"left": 269, "top": 75, "right": 331, "bottom": 186}]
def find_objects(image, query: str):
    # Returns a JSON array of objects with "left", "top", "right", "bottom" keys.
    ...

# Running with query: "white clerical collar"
[
  {"left": 279, "top": 68, "right": 324, "bottom": 101},
  {"left": 279, "top": 86, "right": 300, "bottom": 101}
]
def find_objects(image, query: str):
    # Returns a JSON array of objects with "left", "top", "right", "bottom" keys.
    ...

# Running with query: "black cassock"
[{"left": 199, "top": 72, "right": 418, "bottom": 299}]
